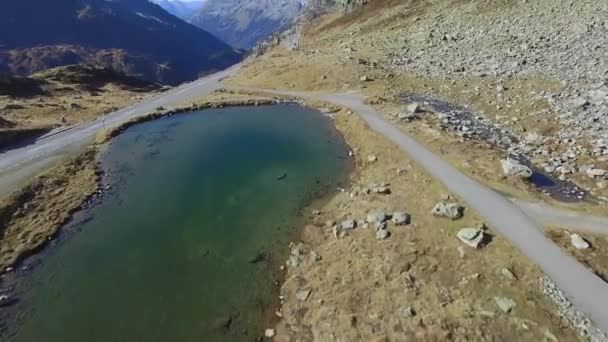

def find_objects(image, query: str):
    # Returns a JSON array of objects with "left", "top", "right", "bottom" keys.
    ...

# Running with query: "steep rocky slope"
[
  {"left": 0, "top": 0, "right": 241, "bottom": 84},
  {"left": 150, "top": 0, "right": 204, "bottom": 20},
  {"left": 189, "top": 0, "right": 306, "bottom": 49}
]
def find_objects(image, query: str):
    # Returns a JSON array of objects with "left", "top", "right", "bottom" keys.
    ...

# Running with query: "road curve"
[
  {"left": 514, "top": 199, "right": 608, "bottom": 234},
  {"left": 0, "top": 66, "right": 238, "bottom": 198},
  {"left": 2, "top": 75, "right": 608, "bottom": 334},
  {"left": 244, "top": 87, "right": 608, "bottom": 334},
  {"left": 320, "top": 93, "right": 608, "bottom": 334}
]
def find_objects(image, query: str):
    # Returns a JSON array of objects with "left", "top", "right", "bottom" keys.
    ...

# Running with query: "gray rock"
[
  {"left": 586, "top": 168, "right": 607, "bottom": 178},
  {"left": 570, "top": 233, "right": 590, "bottom": 249},
  {"left": 407, "top": 102, "right": 421, "bottom": 114},
  {"left": 457, "top": 228, "right": 485, "bottom": 248},
  {"left": 501, "top": 268, "right": 517, "bottom": 280},
  {"left": 371, "top": 186, "right": 391, "bottom": 194},
  {"left": 398, "top": 112, "right": 418, "bottom": 121},
  {"left": 494, "top": 296, "right": 516, "bottom": 313},
  {"left": 431, "top": 201, "right": 464, "bottom": 219},
  {"left": 340, "top": 219, "right": 357, "bottom": 230},
  {"left": 0, "top": 294, "right": 9, "bottom": 307},
  {"left": 392, "top": 211, "right": 411, "bottom": 225},
  {"left": 366, "top": 211, "right": 388, "bottom": 225},
  {"left": 296, "top": 288, "right": 312, "bottom": 301},
  {"left": 376, "top": 227, "right": 389, "bottom": 240},
  {"left": 500, "top": 158, "right": 533, "bottom": 178}
]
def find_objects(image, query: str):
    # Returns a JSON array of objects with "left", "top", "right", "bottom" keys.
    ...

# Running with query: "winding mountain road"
[
  {"left": 322, "top": 93, "right": 608, "bottom": 335},
  {"left": 2, "top": 71, "right": 608, "bottom": 335},
  {"left": 0, "top": 66, "right": 237, "bottom": 198},
  {"left": 249, "top": 88, "right": 608, "bottom": 334}
]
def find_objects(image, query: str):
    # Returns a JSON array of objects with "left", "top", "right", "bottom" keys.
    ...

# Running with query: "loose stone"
[
  {"left": 366, "top": 210, "right": 388, "bottom": 225},
  {"left": 494, "top": 296, "right": 516, "bottom": 313},
  {"left": 296, "top": 289, "right": 312, "bottom": 301},
  {"left": 431, "top": 201, "right": 464, "bottom": 219},
  {"left": 340, "top": 219, "right": 357, "bottom": 230},
  {"left": 500, "top": 158, "right": 532, "bottom": 178},
  {"left": 392, "top": 211, "right": 411, "bottom": 225},
  {"left": 570, "top": 233, "right": 590, "bottom": 249},
  {"left": 457, "top": 228, "right": 486, "bottom": 248}
]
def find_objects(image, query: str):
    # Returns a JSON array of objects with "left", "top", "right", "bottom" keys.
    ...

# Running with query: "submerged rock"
[
  {"left": 431, "top": 201, "right": 464, "bottom": 219},
  {"left": 501, "top": 158, "right": 532, "bottom": 178},
  {"left": 457, "top": 228, "right": 485, "bottom": 248}
]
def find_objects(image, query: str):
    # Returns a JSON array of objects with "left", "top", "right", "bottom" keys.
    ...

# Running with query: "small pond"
[{"left": 1, "top": 104, "right": 352, "bottom": 341}]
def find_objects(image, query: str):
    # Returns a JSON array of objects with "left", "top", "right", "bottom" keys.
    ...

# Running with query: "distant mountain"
[
  {"left": 150, "top": 0, "right": 204, "bottom": 20},
  {"left": 0, "top": 0, "right": 241, "bottom": 85},
  {"left": 189, "top": 0, "right": 306, "bottom": 50}
]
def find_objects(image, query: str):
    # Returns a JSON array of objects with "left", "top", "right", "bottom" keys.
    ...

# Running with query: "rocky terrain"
[
  {"left": 150, "top": 0, "right": 204, "bottom": 20},
  {"left": 189, "top": 0, "right": 306, "bottom": 49},
  {"left": 0, "top": 0, "right": 241, "bottom": 84},
  {"left": 225, "top": 0, "right": 608, "bottom": 339}
]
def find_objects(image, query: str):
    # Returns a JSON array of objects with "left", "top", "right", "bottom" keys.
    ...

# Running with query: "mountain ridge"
[
  {"left": 0, "top": 0, "right": 241, "bottom": 84},
  {"left": 189, "top": 0, "right": 306, "bottom": 50}
]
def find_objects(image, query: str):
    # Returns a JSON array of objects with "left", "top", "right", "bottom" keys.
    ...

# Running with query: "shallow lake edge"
[{"left": 0, "top": 97, "right": 356, "bottom": 339}]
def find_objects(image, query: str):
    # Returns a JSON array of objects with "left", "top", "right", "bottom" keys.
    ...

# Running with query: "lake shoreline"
[{"left": 0, "top": 95, "right": 356, "bottom": 340}]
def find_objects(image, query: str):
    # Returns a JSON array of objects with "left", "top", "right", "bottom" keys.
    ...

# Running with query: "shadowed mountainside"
[{"left": 0, "top": 0, "right": 242, "bottom": 85}]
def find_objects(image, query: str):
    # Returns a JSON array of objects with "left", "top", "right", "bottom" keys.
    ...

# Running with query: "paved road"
[
  {"left": 2, "top": 75, "right": 608, "bottom": 334},
  {"left": 0, "top": 66, "right": 238, "bottom": 198},
  {"left": 244, "top": 87, "right": 608, "bottom": 334},
  {"left": 514, "top": 199, "right": 608, "bottom": 234},
  {"left": 321, "top": 93, "right": 608, "bottom": 335}
]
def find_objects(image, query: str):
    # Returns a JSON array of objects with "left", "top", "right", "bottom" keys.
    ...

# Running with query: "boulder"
[
  {"left": 0, "top": 295, "right": 10, "bottom": 307},
  {"left": 376, "top": 227, "right": 389, "bottom": 240},
  {"left": 501, "top": 268, "right": 517, "bottom": 280},
  {"left": 586, "top": 168, "right": 607, "bottom": 178},
  {"left": 340, "top": 219, "right": 357, "bottom": 230},
  {"left": 407, "top": 102, "right": 421, "bottom": 114},
  {"left": 457, "top": 228, "right": 485, "bottom": 248},
  {"left": 366, "top": 211, "right": 388, "bottom": 225},
  {"left": 501, "top": 158, "right": 533, "bottom": 178},
  {"left": 398, "top": 112, "right": 418, "bottom": 121},
  {"left": 570, "top": 233, "right": 590, "bottom": 249},
  {"left": 431, "top": 201, "right": 464, "bottom": 219},
  {"left": 296, "top": 288, "right": 312, "bottom": 301},
  {"left": 392, "top": 211, "right": 411, "bottom": 225},
  {"left": 371, "top": 186, "right": 391, "bottom": 194},
  {"left": 367, "top": 154, "right": 378, "bottom": 163},
  {"left": 494, "top": 296, "right": 516, "bottom": 313}
]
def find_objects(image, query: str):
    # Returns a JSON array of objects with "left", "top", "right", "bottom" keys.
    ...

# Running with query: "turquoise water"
[{"left": 1, "top": 105, "right": 351, "bottom": 341}]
